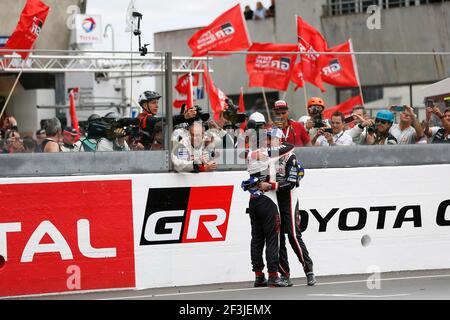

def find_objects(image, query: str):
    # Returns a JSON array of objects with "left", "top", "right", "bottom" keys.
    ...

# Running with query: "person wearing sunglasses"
[
  {"left": 272, "top": 100, "right": 312, "bottom": 147},
  {"left": 359, "top": 110, "right": 398, "bottom": 145}
]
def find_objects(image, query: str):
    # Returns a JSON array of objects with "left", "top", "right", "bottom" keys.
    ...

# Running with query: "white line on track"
[
  {"left": 98, "top": 273, "right": 450, "bottom": 300},
  {"left": 309, "top": 293, "right": 410, "bottom": 298}
]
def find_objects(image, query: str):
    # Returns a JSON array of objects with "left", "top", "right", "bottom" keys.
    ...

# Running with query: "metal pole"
[{"left": 165, "top": 52, "right": 174, "bottom": 172}]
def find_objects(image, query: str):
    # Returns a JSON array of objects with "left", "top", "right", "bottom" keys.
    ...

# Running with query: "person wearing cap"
[
  {"left": 352, "top": 110, "right": 398, "bottom": 145},
  {"left": 266, "top": 128, "right": 316, "bottom": 286},
  {"left": 61, "top": 127, "right": 84, "bottom": 152},
  {"left": 273, "top": 100, "right": 311, "bottom": 147}
]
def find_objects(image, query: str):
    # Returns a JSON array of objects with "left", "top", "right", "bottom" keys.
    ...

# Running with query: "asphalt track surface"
[{"left": 14, "top": 269, "right": 450, "bottom": 300}]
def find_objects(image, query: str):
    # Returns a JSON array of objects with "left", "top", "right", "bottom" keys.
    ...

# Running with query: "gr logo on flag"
[
  {"left": 322, "top": 59, "right": 342, "bottom": 76},
  {"left": 140, "top": 186, "right": 234, "bottom": 245}
]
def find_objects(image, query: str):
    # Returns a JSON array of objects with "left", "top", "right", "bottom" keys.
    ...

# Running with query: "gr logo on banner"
[{"left": 140, "top": 186, "right": 234, "bottom": 245}]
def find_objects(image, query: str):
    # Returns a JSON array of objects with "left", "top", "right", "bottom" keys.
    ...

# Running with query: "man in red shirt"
[{"left": 273, "top": 100, "right": 312, "bottom": 147}]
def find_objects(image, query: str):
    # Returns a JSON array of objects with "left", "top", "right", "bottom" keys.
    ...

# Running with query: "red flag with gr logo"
[
  {"left": 321, "top": 40, "right": 359, "bottom": 88},
  {"left": 292, "top": 16, "right": 328, "bottom": 92},
  {"left": 188, "top": 4, "right": 251, "bottom": 57},
  {"left": 3, "top": 0, "right": 50, "bottom": 60},
  {"left": 246, "top": 43, "right": 298, "bottom": 91}
]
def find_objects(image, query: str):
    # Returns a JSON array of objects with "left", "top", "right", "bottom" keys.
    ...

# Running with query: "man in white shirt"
[
  {"left": 389, "top": 105, "right": 424, "bottom": 144},
  {"left": 312, "top": 112, "right": 354, "bottom": 146}
]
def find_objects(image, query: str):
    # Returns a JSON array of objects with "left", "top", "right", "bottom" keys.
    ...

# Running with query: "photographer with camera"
[
  {"left": 352, "top": 110, "right": 397, "bottom": 145},
  {"left": 172, "top": 121, "right": 218, "bottom": 173},
  {"left": 96, "top": 112, "right": 131, "bottom": 152},
  {"left": 312, "top": 111, "right": 354, "bottom": 147},
  {"left": 272, "top": 100, "right": 311, "bottom": 147},
  {"left": 306, "top": 97, "right": 329, "bottom": 140}
]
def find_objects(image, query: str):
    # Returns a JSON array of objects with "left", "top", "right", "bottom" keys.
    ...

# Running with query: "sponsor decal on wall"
[
  {"left": 0, "top": 180, "right": 135, "bottom": 297},
  {"left": 140, "top": 186, "right": 234, "bottom": 245}
]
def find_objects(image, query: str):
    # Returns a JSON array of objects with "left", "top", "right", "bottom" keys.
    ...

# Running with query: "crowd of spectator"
[
  {"left": 244, "top": 0, "right": 275, "bottom": 21},
  {"left": 1, "top": 92, "right": 449, "bottom": 162}
]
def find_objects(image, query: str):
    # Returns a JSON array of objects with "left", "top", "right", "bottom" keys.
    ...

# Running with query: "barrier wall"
[{"left": 1, "top": 165, "right": 450, "bottom": 297}]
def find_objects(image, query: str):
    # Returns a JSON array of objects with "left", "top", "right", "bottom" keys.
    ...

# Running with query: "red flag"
[
  {"left": 246, "top": 43, "right": 298, "bottom": 91},
  {"left": 3, "top": 0, "right": 50, "bottom": 60},
  {"left": 188, "top": 4, "right": 251, "bottom": 57},
  {"left": 186, "top": 73, "right": 194, "bottom": 110},
  {"left": 173, "top": 99, "right": 187, "bottom": 109},
  {"left": 203, "top": 63, "right": 228, "bottom": 120},
  {"left": 321, "top": 40, "right": 359, "bottom": 88},
  {"left": 293, "top": 16, "right": 328, "bottom": 92},
  {"left": 69, "top": 88, "right": 80, "bottom": 133},
  {"left": 323, "top": 95, "right": 363, "bottom": 120},
  {"left": 175, "top": 73, "right": 199, "bottom": 95}
]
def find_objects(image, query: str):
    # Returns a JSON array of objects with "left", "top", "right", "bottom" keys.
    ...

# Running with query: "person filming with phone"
[
  {"left": 423, "top": 100, "right": 450, "bottom": 144},
  {"left": 312, "top": 111, "right": 354, "bottom": 146},
  {"left": 388, "top": 105, "right": 424, "bottom": 144}
]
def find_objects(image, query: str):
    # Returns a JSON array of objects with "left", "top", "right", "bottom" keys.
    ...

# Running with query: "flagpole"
[
  {"left": 0, "top": 68, "right": 23, "bottom": 121},
  {"left": 350, "top": 39, "right": 365, "bottom": 106},
  {"left": 301, "top": 75, "right": 309, "bottom": 115},
  {"left": 261, "top": 87, "right": 272, "bottom": 123}
]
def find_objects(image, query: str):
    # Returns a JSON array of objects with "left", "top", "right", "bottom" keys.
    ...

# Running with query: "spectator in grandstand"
[
  {"left": 353, "top": 110, "right": 397, "bottom": 145},
  {"left": 244, "top": 5, "right": 254, "bottom": 20},
  {"left": 172, "top": 121, "right": 218, "bottom": 173},
  {"left": 389, "top": 105, "right": 424, "bottom": 144},
  {"left": 35, "top": 128, "right": 46, "bottom": 152},
  {"left": 42, "top": 118, "right": 62, "bottom": 153},
  {"left": 273, "top": 100, "right": 312, "bottom": 147},
  {"left": 424, "top": 106, "right": 450, "bottom": 144},
  {"left": 23, "top": 136, "right": 37, "bottom": 153},
  {"left": 61, "top": 127, "right": 84, "bottom": 152},
  {"left": 254, "top": 2, "right": 267, "bottom": 20},
  {"left": 1, "top": 130, "right": 23, "bottom": 153},
  {"left": 347, "top": 108, "right": 374, "bottom": 144},
  {"left": 266, "top": 0, "right": 275, "bottom": 18},
  {"left": 96, "top": 112, "right": 130, "bottom": 152},
  {"left": 298, "top": 115, "right": 314, "bottom": 138},
  {"left": 312, "top": 111, "right": 354, "bottom": 146}
]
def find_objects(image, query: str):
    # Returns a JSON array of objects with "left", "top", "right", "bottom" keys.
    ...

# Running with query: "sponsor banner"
[
  {"left": 132, "top": 165, "right": 450, "bottom": 289},
  {"left": 0, "top": 180, "right": 135, "bottom": 297},
  {"left": 1, "top": 165, "right": 450, "bottom": 297},
  {"left": 74, "top": 14, "right": 102, "bottom": 44}
]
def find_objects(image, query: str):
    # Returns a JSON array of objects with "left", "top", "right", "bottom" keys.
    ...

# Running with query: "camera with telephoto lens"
[
  {"left": 367, "top": 124, "right": 377, "bottom": 134},
  {"left": 309, "top": 106, "right": 326, "bottom": 128},
  {"left": 189, "top": 105, "right": 210, "bottom": 122},
  {"left": 223, "top": 99, "right": 246, "bottom": 127},
  {"left": 87, "top": 117, "right": 140, "bottom": 140}
]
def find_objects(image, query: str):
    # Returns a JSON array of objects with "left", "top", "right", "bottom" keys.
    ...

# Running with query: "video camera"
[
  {"left": 191, "top": 106, "right": 210, "bottom": 122},
  {"left": 223, "top": 99, "right": 246, "bottom": 127},
  {"left": 87, "top": 117, "right": 140, "bottom": 140}
]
